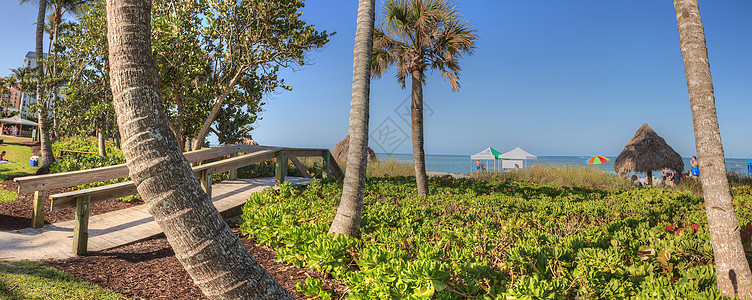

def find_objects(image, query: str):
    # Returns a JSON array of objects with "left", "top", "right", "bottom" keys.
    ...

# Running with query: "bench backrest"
[{"left": 14, "top": 144, "right": 277, "bottom": 193}]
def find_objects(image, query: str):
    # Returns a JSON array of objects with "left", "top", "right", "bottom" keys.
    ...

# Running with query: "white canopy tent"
[
  {"left": 500, "top": 147, "right": 537, "bottom": 169},
  {"left": 470, "top": 147, "right": 502, "bottom": 172}
]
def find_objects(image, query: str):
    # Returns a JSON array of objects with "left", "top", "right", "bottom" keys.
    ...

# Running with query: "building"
[{"left": 17, "top": 51, "right": 62, "bottom": 116}]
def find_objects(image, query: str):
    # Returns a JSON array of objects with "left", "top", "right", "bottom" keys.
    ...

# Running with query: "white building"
[{"left": 18, "top": 51, "right": 63, "bottom": 117}]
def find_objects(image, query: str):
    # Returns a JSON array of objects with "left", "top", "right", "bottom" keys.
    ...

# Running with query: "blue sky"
[{"left": 1, "top": 1, "right": 750, "bottom": 157}]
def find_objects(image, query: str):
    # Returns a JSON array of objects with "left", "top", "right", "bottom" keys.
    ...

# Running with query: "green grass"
[
  {"left": 0, "top": 189, "right": 17, "bottom": 203},
  {"left": 0, "top": 260, "right": 127, "bottom": 300},
  {"left": 0, "top": 137, "right": 38, "bottom": 180},
  {"left": 366, "top": 158, "right": 414, "bottom": 177}
]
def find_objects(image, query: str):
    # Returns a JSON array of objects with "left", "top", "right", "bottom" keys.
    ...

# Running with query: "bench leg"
[
  {"left": 322, "top": 150, "right": 331, "bottom": 180},
  {"left": 31, "top": 191, "right": 46, "bottom": 228},
  {"left": 72, "top": 195, "right": 90, "bottom": 256},
  {"left": 275, "top": 150, "right": 287, "bottom": 186},
  {"left": 199, "top": 169, "right": 212, "bottom": 201}
]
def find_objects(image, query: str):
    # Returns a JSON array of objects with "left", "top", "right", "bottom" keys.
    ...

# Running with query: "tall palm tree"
[
  {"left": 371, "top": 0, "right": 476, "bottom": 195},
  {"left": 673, "top": 0, "right": 752, "bottom": 297},
  {"left": 328, "top": 0, "right": 376, "bottom": 237},
  {"left": 29, "top": 0, "right": 57, "bottom": 174},
  {"left": 105, "top": 0, "right": 291, "bottom": 298}
]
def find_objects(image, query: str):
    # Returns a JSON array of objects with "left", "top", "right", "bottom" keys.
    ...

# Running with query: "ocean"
[{"left": 375, "top": 153, "right": 752, "bottom": 176}]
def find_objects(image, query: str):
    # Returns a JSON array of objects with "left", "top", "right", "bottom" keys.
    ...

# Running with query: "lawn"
[
  {"left": 0, "top": 260, "right": 127, "bottom": 300},
  {"left": 0, "top": 137, "right": 37, "bottom": 203},
  {"left": 0, "top": 136, "right": 37, "bottom": 180}
]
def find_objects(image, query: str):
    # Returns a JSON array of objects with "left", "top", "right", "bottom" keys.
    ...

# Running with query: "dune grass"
[
  {"left": 366, "top": 158, "right": 414, "bottom": 177},
  {"left": 471, "top": 165, "right": 635, "bottom": 190},
  {"left": 0, "top": 260, "right": 127, "bottom": 300}
]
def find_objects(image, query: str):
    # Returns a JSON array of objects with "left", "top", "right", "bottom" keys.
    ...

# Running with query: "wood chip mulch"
[
  {"left": 0, "top": 178, "right": 144, "bottom": 231},
  {"left": 43, "top": 222, "right": 348, "bottom": 300},
  {"left": 0, "top": 141, "right": 144, "bottom": 231}
]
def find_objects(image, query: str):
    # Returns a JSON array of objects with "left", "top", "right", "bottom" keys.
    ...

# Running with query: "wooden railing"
[{"left": 14, "top": 144, "right": 344, "bottom": 255}]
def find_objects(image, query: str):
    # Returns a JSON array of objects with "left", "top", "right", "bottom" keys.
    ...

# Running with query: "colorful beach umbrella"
[{"left": 587, "top": 155, "right": 610, "bottom": 164}]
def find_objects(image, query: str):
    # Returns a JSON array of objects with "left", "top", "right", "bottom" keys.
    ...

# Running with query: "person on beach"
[
  {"left": 475, "top": 160, "right": 482, "bottom": 171},
  {"left": 690, "top": 156, "right": 699, "bottom": 179}
]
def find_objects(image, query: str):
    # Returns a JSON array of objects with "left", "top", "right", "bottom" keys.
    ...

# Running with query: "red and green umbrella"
[{"left": 587, "top": 155, "right": 610, "bottom": 164}]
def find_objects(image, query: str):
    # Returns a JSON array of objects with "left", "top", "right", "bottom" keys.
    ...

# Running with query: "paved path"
[{"left": 0, "top": 177, "right": 311, "bottom": 261}]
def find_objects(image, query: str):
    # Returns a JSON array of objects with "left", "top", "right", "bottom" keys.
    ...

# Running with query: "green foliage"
[
  {"left": 0, "top": 260, "right": 127, "bottom": 299},
  {"left": 51, "top": 136, "right": 123, "bottom": 160},
  {"left": 295, "top": 277, "right": 332, "bottom": 300},
  {"left": 0, "top": 187, "right": 18, "bottom": 203},
  {"left": 241, "top": 176, "right": 745, "bottom": 299}
]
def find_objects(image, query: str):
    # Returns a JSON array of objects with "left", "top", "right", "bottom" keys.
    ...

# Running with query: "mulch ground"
[
  {"left": 0, "top": 141, "right": 144, "bottom": 231},
  {"left": 43, "top": 222, "right": 348, "bottom": 300}
]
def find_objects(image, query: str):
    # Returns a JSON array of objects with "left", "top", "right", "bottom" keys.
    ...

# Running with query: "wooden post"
[
  {"left": 31, "top": 191, "right": 46, "bottom": 228},
  {"left": 72, "top": 195, "right": 90, "bottom": 255},
  {"left": 228, "top": 154, "right": 238, "bottom": 180},
  {"left": 199, "top": 169, "right": 212, "bottom": 201},
  {"left": 322, "top": 150, "right": 331, "bottom": 179},
  {"left": 275, "top": 150, "right": 287, "bottom": 186}
]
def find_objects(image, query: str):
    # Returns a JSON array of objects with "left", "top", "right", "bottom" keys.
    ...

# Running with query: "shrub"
[{"left": 241, "top": 177, "right": 737, "bottom": 299}]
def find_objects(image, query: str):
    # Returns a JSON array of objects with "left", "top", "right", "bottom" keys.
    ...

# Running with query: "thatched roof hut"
[
  {"left": 332, "top": 135, "right": 377, "bottom": 166},
  {"left": 240, "top": 137, "right": 259, "bottom": 145},
  {"left": 613, "top": 123, "right": 684, "bottom": 182}
]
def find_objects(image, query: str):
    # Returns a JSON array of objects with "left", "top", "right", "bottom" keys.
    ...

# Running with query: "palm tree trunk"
[
  {"left": 105, "top": 1, "right": 292, "bottom": 298},
  {"left": 35, "top": 0, "right": 55, "bottom": 174},
  {"left": 328, "top": 0, "right": 375, "bottom": 237},
  {"left": 411, "top": 70, "right": 429, "bottom": 196},
  {"left": 673, "top": 0, "right": 752, "bottom": 297}
]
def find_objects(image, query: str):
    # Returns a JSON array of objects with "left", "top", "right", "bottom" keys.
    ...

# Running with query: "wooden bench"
[{"left": 15, "top": 144, "right": 343, "bottom": 255}]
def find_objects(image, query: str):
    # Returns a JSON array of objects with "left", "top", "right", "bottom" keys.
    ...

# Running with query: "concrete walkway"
[{"left": 0, "top": 177, "right": 311, "bottom": 261}]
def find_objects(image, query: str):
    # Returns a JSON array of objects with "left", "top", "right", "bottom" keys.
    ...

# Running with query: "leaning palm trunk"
[
  {"left": 329, "top": 0, "right": 375, "bottom": 237},
  {"left": 411, "top": 71, "right": 429, "bottom": 196},
  {"left": 105, "top": 0, "right": 291, "bottom": 298},
  {"left": 673, "top": 0, "right": 752, "bottom": 297}
]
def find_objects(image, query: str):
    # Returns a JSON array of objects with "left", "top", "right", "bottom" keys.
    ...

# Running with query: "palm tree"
[
  {"left": 371, "top": 0, "right": 476, "bottom": 195},
  {"left": 105, "top": 0, "right": 292, "bottom": 298},
  {"left": 673, "top": 0, "right": 752, "bottom": 297},
  {"left": 28, "top": 0, "right": 58, "bottom": 174},
  {"left": 328, "top": 0, "right": 376, "bottom": 237}
]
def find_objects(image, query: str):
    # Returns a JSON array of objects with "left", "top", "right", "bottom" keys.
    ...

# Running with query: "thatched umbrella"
[
  {"left": 613, "top": 123, "right": 684, "bottom": 185},
  {"left": 332, "top": 134, "right": 377, "bottom": 166}
]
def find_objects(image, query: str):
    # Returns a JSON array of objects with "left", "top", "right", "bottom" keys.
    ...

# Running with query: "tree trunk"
[
  {"left": 328, "top": 0, "right": 375, "bottom": 237},
  {"left": 673, "top": 0, "right": 752, "bottom": 297},
  {"left": 411, "top": 70, "right": 429, "bottom": 196},
  {"left": 97, "top": 129, "right": 107, "bottom": 157},
  {"left": 35, "top": 0, "right": 55, "bottom": 174},
  {"left": 647, "top": 170, "right": 653, "bottom": 186},
  {"left": 192, "top": 69, "right": 245, "bottom": 151},
  {"left": 105, "top": 1, "right": 292, "bottom": 299}
]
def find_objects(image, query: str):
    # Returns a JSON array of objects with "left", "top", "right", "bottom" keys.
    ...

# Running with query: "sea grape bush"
[{"left": 240, "top": 176, "right": 752, "bottom": 299}]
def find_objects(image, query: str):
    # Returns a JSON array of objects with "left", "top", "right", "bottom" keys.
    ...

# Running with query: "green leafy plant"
[{"left": 240, "top": 176, "right": 743, "bottom": 299}]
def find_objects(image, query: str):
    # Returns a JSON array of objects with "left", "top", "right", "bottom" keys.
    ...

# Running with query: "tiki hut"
[
  {"left": 613, "top": 123, "right": 684, "bottom": 185},
  {"left": 332, "top": 135, "right": 377, "bottom": 166},
  {"left": 240, "top": 137, "right": 259, "bottom": 145}
]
